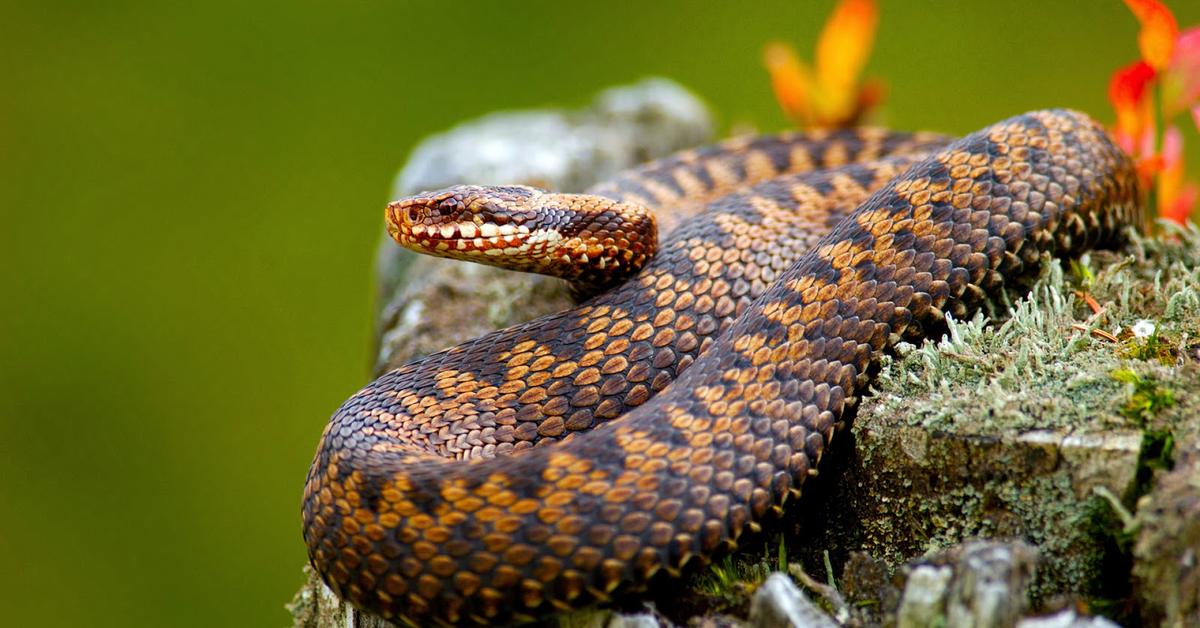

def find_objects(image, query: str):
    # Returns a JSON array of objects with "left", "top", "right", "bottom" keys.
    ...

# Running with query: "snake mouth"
[
  {"left": 385, "top": 185, "right": 556, "bottom": 256},
  {"left": 386, "top": 205, "right": 566, "bottom": 257},
  {"left": 395, "top": 220, "right": 539, "bottom": 254},
  {"left": 398, "top": 218, "right": 527, "bottom": 242}
]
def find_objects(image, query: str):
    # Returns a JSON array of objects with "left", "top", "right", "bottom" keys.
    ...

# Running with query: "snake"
[{"left": 303, "top": 110, "right": 1141, "bottom": 625}]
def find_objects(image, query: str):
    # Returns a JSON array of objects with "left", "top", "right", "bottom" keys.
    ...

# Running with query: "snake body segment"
[{"left": 303, "top": 110, "right": 1140, "bottom": 625}]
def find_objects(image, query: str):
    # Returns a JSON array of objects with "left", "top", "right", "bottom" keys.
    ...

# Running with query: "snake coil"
[{"left": 303, "top": 110, "right": 1140, "bottom": 625}]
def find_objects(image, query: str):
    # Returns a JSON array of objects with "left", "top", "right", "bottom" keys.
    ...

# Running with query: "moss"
[
  {"left": 867, "top": 265, "right": 1127, "bottom": 435},
  {"left": 680, "top": 534, "right": 793, "bottom": 615},
  {"left": 1112, "top": 369, "right": 1177, "bottom": 424}
]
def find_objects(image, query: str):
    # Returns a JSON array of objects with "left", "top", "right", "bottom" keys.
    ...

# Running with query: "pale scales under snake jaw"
[{"left": 303, "top": 110, "right": 1141, "bottom": 625}]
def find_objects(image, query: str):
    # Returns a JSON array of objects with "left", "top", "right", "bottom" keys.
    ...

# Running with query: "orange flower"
[
  {"left": 1159, "top": 126, "right": 1198, "bottom": 224},
  {"left": 1123, "top": 0, "right": 1179, "bottom": 70},
  {"left": 764, "top": 0, "right": 882, "bottom": 128}
]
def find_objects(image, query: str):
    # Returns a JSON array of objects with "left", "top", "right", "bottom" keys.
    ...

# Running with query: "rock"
[
  {"left": 603, "top": 612, "right": 663, "bottom": 628},
  {"left": 748, "top": 574, "right": 839, "bottom": 628},
  {"left": 288, "top": 566, "right": 393, "bottom": 628},
  {"left": 897, "top": 564, "right": 953, "bottom": 628},
  {"left": 1015, "top": 609, "right": 1121, "bottom": 628},
  {"left": 896, "top": 540, "right": 1037, "bottom": 628},
  {"left": 942, "top": 541, "right": 1038, "bottom": 628},
  {"left": 788, "top": 245, "right": 1200, "bottom": 609},
  {"left": 1134, "top": 445, "right": 1200, "bottom": 626},
  {"left": 390, "top": 78, "right": 711, "bottom": 202},
  {"left": 291, "top": 78, "right": 712, "bottom": 628}
]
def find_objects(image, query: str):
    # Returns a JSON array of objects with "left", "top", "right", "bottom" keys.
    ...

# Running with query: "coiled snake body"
[{"left": 304, "top": 110, "right": 1140, "bottom": 625}]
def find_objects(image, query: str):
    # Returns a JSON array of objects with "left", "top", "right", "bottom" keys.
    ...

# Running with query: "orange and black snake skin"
[{"left": 303, "top": 110, "right": 1141, "bottom": 625}]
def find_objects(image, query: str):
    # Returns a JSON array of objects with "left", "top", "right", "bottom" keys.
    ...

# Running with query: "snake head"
[{"left": 385, "top": 184, "right": 657, "bottom": 288}]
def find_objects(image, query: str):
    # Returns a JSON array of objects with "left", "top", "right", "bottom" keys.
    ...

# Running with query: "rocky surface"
[
  {"left": 747, "top": 574, "right": 839, "bottom": 628},
  {"left": 1016, "top": 610, "right": 1121, "bottom": 628},
  {"left": 896, "top": 541, "right": 1037, "bottom": 628},
  {"left": 796, "top": 230, "right": 1200, "bottom": 628},
  {"left": 1133, "top": 444, "right": 1200, "bottom": 626},
  {"left": 290, "top": 79, "right": 1200, "bottom": 626}
]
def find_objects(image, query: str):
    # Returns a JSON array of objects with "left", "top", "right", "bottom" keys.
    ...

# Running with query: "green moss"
[
  {"left": 1112, "top": 368, "right": 1176, "bottom": 426},
  {"left": 1120, "top": 323, "right": 1175, "bottom": 363},
  {"left": 693, "top": 535, "right": 791, "bottom": 604}
]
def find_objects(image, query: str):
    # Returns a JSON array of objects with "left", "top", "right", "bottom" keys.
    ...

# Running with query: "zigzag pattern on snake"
[{"left": 303, "top": 110, "right": 1141, "bottom": 625}]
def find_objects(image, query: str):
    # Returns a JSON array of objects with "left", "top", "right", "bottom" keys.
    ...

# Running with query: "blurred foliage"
[{"left": 0, "top": 1, "right": 1198, "bottom": 626}]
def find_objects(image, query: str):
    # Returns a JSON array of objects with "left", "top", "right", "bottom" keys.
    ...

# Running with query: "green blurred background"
[{"left": 2, "top": 1, "right": 1197, "bottom": 626}]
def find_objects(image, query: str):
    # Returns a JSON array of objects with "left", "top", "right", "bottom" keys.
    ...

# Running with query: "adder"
[{"left": 302, "top": 109, "right": 1141, "bottom": 625}]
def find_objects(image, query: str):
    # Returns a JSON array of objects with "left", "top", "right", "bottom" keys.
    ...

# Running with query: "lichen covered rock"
[{"left": 291, "top": 77, "right": 1200, "bottom": 623}]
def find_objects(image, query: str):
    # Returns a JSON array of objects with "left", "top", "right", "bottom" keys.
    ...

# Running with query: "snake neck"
[{"left": 386, "top": 184, "right": 658, "bottom": 293}]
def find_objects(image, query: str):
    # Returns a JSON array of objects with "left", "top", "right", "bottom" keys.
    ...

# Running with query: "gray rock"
[
  {"left": 1015, "top": 609, "right": 1121, "bottom": 628},
  {"left": 1134, "top": 444, "right": 1200, "bottom": 627},
  {"left": 897, "top": 564, "right": 953, "bottom": 628},
  {"left": 944, "top": 541, "right": 1038, "bottom": 628},
  {"left": 897, "top": 540, "right": 1037, "bottom": 628},
  {"left": 604, "top": 612, "right": 663, "bottom": 628},
  {"left": 391, "top": 78, "right": 710, "bottom": 199},
  {"left": 748, "top": 573, "right": 839, "bottom": 628},
  {"left": 289, "top": 565, "right": 393, "bottom": 628},
  {"left": 556, "top": 607, "right": 668, "bottom": 628}
]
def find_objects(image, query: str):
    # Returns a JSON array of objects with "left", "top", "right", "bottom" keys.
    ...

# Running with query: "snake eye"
[{"left": 436, "top": 198, "right": 460, "bottom": 217}]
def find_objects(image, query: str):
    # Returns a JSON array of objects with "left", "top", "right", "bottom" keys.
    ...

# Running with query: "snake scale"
[{"left": 303, "top": 110, "right": 1141, "bottom": 625}]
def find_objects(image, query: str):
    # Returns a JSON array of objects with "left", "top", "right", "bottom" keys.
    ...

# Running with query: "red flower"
[
  {"left": 1108, "top": 60, "right": 1157, "bottom": 155},
  {"left": 1109, "top": 1, "right": 1199, "bottom": 224}
]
